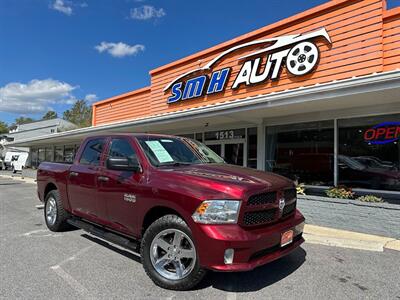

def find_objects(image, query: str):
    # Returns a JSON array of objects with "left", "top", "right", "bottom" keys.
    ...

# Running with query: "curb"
[
  {"left": 0, "top": 174, "right": 36, "bottom": 185},
  {"left": 303, "top": 224, "right": 400, "bottom": 252},
  {"left": 298, "top": 194, "right": 400, "bottom": 210}
]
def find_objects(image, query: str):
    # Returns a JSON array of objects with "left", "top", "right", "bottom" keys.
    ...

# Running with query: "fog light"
[{"left": 224, "top": 248, "right": 234, "bottom": 264}]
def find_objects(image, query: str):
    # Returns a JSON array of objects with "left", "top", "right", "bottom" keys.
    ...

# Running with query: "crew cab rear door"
[
  {"left": 67, "top": 137, "right": 107, "bottom": 224},
  {"left": 97, "top": 137, "right": 145, "bottom": 236}
]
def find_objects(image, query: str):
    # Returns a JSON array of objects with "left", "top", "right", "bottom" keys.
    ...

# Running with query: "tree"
[
  {"left": 63, "top": 99, "right": 92, "bottom": 128},
  {"left": 14, "top": 117, "right": 35, "bottom": 125},
  {"left": 42, "top": 111, "right": 58, "bottom": 120},
  {"left": 0, "top": 121, "right": 8, "bottom": 134}
]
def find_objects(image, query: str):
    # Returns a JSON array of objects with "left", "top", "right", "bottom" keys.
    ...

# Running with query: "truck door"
[
  {"left": 67, "top": 137, "right": 107, "bottom": 224},
  {"left": 97, "top": 137, "right": 144, "bottom": 236}
]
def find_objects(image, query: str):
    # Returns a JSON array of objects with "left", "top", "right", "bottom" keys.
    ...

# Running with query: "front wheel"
[{"left": 140, "top": 215, "right": 207, "bottom": 290}]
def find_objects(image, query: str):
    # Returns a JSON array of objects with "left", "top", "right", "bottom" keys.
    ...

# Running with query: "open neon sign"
[{"left": 364, "top": 122, "right": 400, "bottom": 145}]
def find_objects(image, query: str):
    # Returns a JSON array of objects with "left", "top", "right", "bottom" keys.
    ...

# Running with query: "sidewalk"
[{"left": 298, "top": 195, "right": 400, "bottom": 239}]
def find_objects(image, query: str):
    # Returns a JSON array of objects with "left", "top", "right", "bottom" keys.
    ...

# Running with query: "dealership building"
[{"left": 8, "top": 0, "right": 400, "bottom": 198}]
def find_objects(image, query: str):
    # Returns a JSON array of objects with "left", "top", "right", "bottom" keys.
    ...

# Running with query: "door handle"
[
  {"left": 97, "top": 176, "right": 109, "bottom": 182},
  {"left": 69, "top": 171, "right": 79, "bottom": 177}
]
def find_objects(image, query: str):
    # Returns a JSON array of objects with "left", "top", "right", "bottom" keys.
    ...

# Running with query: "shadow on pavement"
[
  {"left": 202, "top": 247, "right": 306, "bottom": 292},
  {"left": 81, "top": 231, "right": 306, "bottom": 292}
]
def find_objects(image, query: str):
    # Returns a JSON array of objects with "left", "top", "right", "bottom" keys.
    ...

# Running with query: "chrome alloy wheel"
[
  {"left": 46, "top": 197, "right": 57, "bottom": 226},
  {"left": 150, "top": 229, "right": 196, "bottom": 280}
]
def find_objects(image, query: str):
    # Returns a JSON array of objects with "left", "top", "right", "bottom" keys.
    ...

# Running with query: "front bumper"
[{"left": 192, "top": 210, "right": 305, "bottom": 272}]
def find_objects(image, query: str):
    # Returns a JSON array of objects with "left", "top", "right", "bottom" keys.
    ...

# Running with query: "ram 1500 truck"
[{"left": 37, "top": 134, "right": 305, "bottom": 290}]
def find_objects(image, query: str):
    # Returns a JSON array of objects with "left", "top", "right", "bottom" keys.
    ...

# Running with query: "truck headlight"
[{"left": 192, "top": 200, "right": 241, "bottom": 224}]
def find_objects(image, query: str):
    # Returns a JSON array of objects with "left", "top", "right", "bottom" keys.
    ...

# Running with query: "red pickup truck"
[{"left": 37, "top": 134, "right": 305, "bottom": 290}]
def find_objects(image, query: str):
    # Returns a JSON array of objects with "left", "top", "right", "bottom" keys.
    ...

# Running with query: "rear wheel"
[
  {"left": 140, "top": 215, "right": 207, "bottom": 290},
  {"left": 44, "top": 190, "right": 71, "bottom": 232}
]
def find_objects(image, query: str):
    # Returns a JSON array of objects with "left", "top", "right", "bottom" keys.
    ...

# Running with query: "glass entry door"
[{"left": 206, "top": 141, "right": 245, "bottom": 166}]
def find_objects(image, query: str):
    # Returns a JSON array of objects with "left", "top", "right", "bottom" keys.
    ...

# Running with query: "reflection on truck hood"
[{"left": 159, "top": 163, "right": 293, "bottom": 190}]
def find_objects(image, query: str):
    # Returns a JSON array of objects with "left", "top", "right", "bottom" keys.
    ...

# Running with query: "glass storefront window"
[
  {"left": 31, "top": 148, "right": 38, "bottom": 168},
  {"left": 64, "top": 145, "right": 75, "bottom": 163},
  {"left": 195, "top": 133, "right": 203, "bottom": 142},
  {"left": 45, "top": 147, "right": 53, "bottom": 162},
  {"left": 38, "top": 148, "right": 45, "bottom": 165},
  {"left": 266, "top": 120, "right": 334, "bottom": 185},
  {"left": 247, "top": 127, "right": 257, "bottom": 168},
  {"left": 338, "top": 114, "right": 400, "bottom": 191},
  {"left": 54, "top": 146, "right": 63, "bottom": 162}
]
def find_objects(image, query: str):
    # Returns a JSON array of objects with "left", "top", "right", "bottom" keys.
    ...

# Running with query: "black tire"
[
  {"left": 44, "top": 190, "right": 71, "bottom": 232},
  {"left": 140, "top": 214, "right": 207, "bottom": 290}
]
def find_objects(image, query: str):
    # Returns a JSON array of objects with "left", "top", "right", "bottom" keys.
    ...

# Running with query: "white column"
[
  {"left": 334, "top": 119, "right": 338, "bottom": 187},
  {"left": 257, "top": 123, "right": 266, "bottom": 171}
]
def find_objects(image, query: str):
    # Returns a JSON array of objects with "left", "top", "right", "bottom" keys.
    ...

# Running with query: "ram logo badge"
[{"left": 124, "top": 193, "right": 136, "bottom": 203}]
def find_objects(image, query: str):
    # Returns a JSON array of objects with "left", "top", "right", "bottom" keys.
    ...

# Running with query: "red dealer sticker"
[{"left": 364, "top": 122, "right": 400, "bottom": 145}]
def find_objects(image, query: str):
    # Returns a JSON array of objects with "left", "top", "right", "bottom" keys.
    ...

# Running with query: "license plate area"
[{"left": 281, "top": 230, "right": 294, "bottom": 247}]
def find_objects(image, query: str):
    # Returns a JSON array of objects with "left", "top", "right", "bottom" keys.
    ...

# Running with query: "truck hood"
[{"left": 156, "top": 163, "right": 294, "bottom": 199}]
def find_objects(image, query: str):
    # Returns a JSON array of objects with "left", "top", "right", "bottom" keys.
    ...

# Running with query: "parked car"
[{"left": 37, "top": 134, "right": 304, "bottom": 290}]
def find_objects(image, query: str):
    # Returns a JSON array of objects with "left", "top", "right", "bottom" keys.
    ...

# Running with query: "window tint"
[
  {"left": 79, "top": 138, "right": 106, "bottom": 166},
  {"left": 108, "top": 138, "right": 137, "bottom": 163}
]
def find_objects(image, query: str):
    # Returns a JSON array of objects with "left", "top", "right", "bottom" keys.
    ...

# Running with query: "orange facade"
[{"left": 93, "top": 0, "right": 400, "bottom": 126}]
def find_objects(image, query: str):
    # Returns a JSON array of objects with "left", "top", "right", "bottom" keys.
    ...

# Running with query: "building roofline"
[
  {"left": 149, "top": 0, "right": 356, "bottom": 75},
  {"left": 7, "top": 70, "right": 400, "bottom": 147},
  {"left": 383, "top": 6, "right": 400, "bottom": 20}
]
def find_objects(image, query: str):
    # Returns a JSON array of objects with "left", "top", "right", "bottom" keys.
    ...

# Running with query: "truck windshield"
[{"left": 136, "top": 136, "right": 224, "bottom": 167}]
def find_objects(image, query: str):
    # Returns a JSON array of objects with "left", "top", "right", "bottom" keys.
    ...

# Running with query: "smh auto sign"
[{"left": 164, "top": 28, "right": 331, "bottom": 104}]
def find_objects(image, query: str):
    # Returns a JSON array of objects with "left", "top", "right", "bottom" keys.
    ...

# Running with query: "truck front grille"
[
  {"left": 241, "top": 188, "right": 297, "bottom": 227},
  {"left": 247, "top": 192, "right": 277, "bottom": 206},
  {"left": 243, "top": 209, "right": 277, "bottom": 226},
  {"left": 282, "top": 201, "right": 296, "bottom": 218},
  {"left": 284, "top": 188, "right": 297, "bottom": 201}
]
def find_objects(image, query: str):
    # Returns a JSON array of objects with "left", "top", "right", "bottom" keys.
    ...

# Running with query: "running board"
[{"left": 67, "top": 218, "right": 140, "bottom": 253}]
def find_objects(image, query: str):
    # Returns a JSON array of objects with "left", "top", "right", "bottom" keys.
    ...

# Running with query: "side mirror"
[{"left": 106, "top": 157, "right": 141, "bottom": 172}]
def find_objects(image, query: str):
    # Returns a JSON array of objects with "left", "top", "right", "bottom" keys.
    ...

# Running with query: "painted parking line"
[
  {"left": 50, "top": 246, "right": 95, "bottom": 299},
  {"left": 51, "top": 265, "right": 94, "bottom": 299}
]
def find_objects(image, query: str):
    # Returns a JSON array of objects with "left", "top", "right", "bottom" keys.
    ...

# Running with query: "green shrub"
[
  {"left": 296, "top": 183, "right": 306, "bottom": 195},
  {"left": 357, "top": 195, "right": 383, "bottom": 203},
  {"left": 325, "top": 186, "right": 354, "bottom": 199}
]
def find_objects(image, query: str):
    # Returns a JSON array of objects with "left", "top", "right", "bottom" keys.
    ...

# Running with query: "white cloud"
[
  {"left": 84, "top": 94, "right": 98, "bottom": 102},
  {"left": 0, "top": 79, "right": 77, "bottom": 114},
  {"left": 95, "top": 42, "right": 145, "bottom": 58},
  {"left": 51, "top": 0, "right": 73, "bottom": 16},
  {"left": 130, "top": 5, "right": 166, "bottom": 20}
]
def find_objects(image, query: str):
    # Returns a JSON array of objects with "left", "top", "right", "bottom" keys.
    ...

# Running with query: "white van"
[{"left": 4, "top": 151, "right": 29, "bottom": 173}]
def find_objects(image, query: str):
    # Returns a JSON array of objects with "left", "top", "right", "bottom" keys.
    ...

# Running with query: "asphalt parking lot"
[{"left": 1, "top": 176, "right": 399, "bottom": 299}]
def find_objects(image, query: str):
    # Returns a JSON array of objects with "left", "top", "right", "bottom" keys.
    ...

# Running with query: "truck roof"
[{"left": 84, "top": 133, "right": 185, "bottom": 140}]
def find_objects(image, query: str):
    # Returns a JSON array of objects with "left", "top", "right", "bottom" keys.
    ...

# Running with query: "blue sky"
[{"left": 0, "top": 0, "right": 399, "bottom": 125}]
